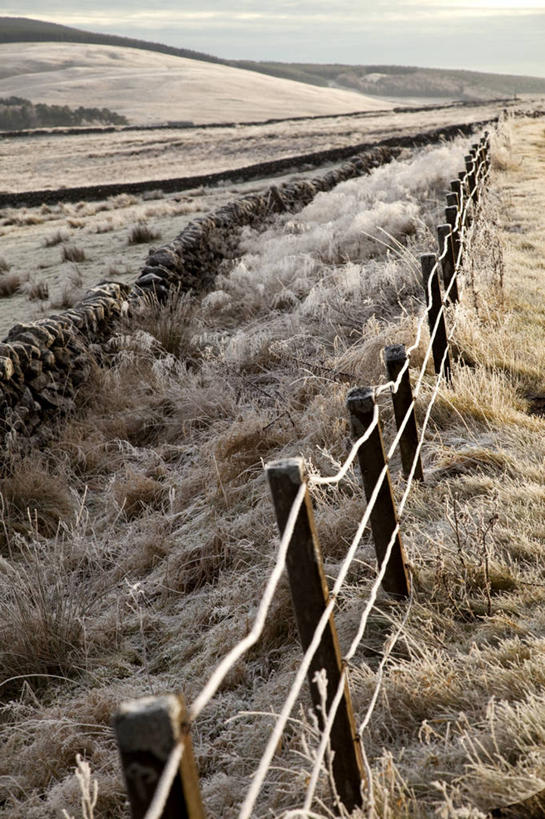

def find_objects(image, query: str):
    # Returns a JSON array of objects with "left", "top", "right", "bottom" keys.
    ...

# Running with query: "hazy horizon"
[{"left": 2, "top": 2, "right": 545, "bottom": 79}]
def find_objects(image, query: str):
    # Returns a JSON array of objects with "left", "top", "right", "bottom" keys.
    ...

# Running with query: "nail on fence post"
[
  {"left": 346, "top": 389, "right": 411, "bottom": 598},
  {"left": 437, "top": 223, "right": 459, "bottom": 304},
  {"left": 421, "top": 253, "right": 452, "bottom": 384},
  {"left": 114, "top": 694, "right": 205, "bottom": 819},
  {"left": 384, "top": 344, "right": 424, "bottom": 482},
  {"left": 266, "top": 457, "right": 365, "bottom": 812}
]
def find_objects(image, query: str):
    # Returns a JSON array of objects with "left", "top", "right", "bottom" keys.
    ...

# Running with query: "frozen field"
[
  {"left": 0, "top": 42, "right": 389, "bottom": 126},
  {"left": 0, "top": 99, "right": 525, "bottom": 193}
]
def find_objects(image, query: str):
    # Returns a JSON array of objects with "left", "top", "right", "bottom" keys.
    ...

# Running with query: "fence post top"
[
  {"left": 114, "top": 694, "right": 183, "bottom": 759},
  {"left": 265, "top": 456, "right": 304, "bottom": 484},
  {"left": 346, "top": 386, "right": 374, "bottom": 410},
  {"left": 384, "top": 344, "right": 406, "bottom": 363},
  {"left": 421, "top": 252, "right": 437, "bottom": 271},
  {"left": 437, "top": 222, "right": 452, "bottom": 235}
]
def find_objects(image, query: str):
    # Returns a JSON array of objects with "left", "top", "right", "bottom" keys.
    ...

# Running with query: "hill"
[
  {"left": 2, "top": 16, "right": 545, "bottom": 102},
  {"left": 0, "top": 42, "right": 390, "bottom": 126},
  {"left": 240, "top": 62, "right": 545, "bottom": 100}
]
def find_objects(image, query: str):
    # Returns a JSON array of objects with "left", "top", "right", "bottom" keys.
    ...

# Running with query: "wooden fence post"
[
  {"left": 437, "top": 223, "right": 459, "bottom": 304},
  {"left": 266, "top": 457, "right": 365, "bottom": 812},
  {"left": 384, "top": 344, "right": 424, "bottom": 482},
  {"left": 114, "top": 694, "right": 205, "bottom": 819},
  {"left": 421, "top": 253, "right": 452, "bottom": 383},
  {"left": 450, "top": 178, "right": 463, "bottom": 205},
  {"left": 465, "top": 154, "right": 477, "bottom": 204},
  {"left": 445, "top": 203, "right": 462, "bottom": 276},
  {"left": 346, "top": 388, "right": 411, "bottom": 598}
]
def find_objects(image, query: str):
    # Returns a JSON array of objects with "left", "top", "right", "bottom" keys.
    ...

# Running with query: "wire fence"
[{"left": 113, "top": 130, "right": 492, "bottom": 819}]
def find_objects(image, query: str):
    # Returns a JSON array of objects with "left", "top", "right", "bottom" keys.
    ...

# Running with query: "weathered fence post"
[
  {"left": 114, "top": 694, "right": 205, "bottom": 819},
  {"left": 384, "top": 344, "right": 424, "bottom": 482},
  {"left": 437, "top": 223, "right": 459, "bottom": 304},
  {"left": 450, "top": 180, "right": 465, "bottom": 254},
  {"left": 465, "top": 154, "right": 477, "bottom": 204},
  {"left": 450, "top": 178, "right": 463, "bottom": 205},
  {"left": 421, "top": 253, "right": 452, "bottom": 383},
  {"left": 445, "top": 203, "right": 462, "bottom": 277},
  {"left": 346, "top": 388, "right": 411, "bottom": 598},
  {"left": 266, "top": 457, "right": 365, "bottom": 812}
]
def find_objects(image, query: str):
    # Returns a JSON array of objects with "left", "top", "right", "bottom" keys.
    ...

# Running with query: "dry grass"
[
  {"left": 130, "top": 288, "right": 197, "bottom": 359},
  {"left": 45, "top": 229, "right": 69, "bottom": 247},
  {"left": 61, "top": 244, "right": 87, "bottom": 263},
  {"left": 127, "top": 221, "right": 162, "bottom": 245},
  {"left": 0, "top": 456, "right": 78, "bottom": 548},
  {"left": 5, "top": 119, "right": 545, "bottom": 817},
  {"left": 26, "top": 277, "right": 50, "bottom": 301},
  {"left": 0, "top": 270, "right": 23, "bottom": 297},
  {"left": 50, "top": 266, "right": 84, "bottom": 309}
]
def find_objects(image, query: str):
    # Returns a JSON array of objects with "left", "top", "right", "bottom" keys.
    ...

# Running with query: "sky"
[{"left": 3, "top": 1, "right": 545, "bottom": 77}]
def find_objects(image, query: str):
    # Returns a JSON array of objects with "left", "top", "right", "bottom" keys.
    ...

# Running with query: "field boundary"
[
  {"left": 0, "top": 97, "right": 512, "bottom": 142},
  {"left": 0, "top": 117, "right": 497, "bottom": 207}
]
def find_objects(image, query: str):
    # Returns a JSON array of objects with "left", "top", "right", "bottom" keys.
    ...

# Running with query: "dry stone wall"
[{"left": 0, "top": 119, "right": 495, "bottom": 448}]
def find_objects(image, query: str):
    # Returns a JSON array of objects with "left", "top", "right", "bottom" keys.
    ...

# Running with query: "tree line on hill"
[{"left": 0, "top": 97, "right": 128, "bottom": 130}]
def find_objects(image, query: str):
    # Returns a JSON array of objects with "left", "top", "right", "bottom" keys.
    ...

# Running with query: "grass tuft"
[
  {"left": 127, "top": 222, "right": 162, "bottom": 245},
  {"left": 61, "top": 244, "right": 86, "bottom": 263}
]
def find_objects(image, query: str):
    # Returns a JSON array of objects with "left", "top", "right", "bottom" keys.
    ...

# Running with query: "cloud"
[
  {"left": 2, "top": 2, "right": 545, "bottom": 75},
  {"left": 7, "top": 1, "right": 545, "bottom": 29}
]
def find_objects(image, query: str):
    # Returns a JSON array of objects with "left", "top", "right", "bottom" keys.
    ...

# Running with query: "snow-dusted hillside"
[{"left": 0, "top": 42, "right": 391, "bottom": 125}]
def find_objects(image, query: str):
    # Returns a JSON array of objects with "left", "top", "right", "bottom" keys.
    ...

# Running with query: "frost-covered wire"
[{"left": 190, "top": 481, "right": 306, "bottom": 721}]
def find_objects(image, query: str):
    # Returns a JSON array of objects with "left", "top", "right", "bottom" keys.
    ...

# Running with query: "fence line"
[{"left": 114, "top": 130, "right": 492, "bottom": 818}]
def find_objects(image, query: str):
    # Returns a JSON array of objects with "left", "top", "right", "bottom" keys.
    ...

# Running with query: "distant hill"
[
  {"left": 2, "top": 16, "right": 545, "bottom": 102},
  {"left": 242, "top": 63, "right": 545, "bottom": 100},
  {"left": 0, "top": 16, "right": 224, "bottom": 67},
  {"left": 0, "top": 42, "right": 389, "bottom": 126}
]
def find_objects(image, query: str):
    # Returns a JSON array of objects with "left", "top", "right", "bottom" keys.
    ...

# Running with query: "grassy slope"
[
  {"left": 2, "top": 118, "right": 545, "bottom": 817},
  {"left": 2, "top": 16, "right": 545, "bottom": 100}
]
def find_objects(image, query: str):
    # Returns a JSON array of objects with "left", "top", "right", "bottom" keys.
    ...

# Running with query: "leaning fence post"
[
  {"left": 266, "top": 457, "right": 365, "bottom": 812},
  {"left": 437, "top": 223, "right": 459, "bottom": 304},
  {"left": 384, "top": 344, "right": 424, "bottom": 482},
  {"left": 421, "top": 253, "right": 452, "bottom": 383},
  {"left": 114, "top": 693, "right": 205, "bottom": 819},
  {"left": 346, "top": 388, "right": 411, "bottom": 598}
]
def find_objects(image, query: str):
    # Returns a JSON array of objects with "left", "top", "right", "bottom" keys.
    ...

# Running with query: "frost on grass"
[
  {"left": 206, "top": 139, "right": 470, "bottom": 334},
  {"left": 8, "top": 127, "right": 545, "bottom": 817}
]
